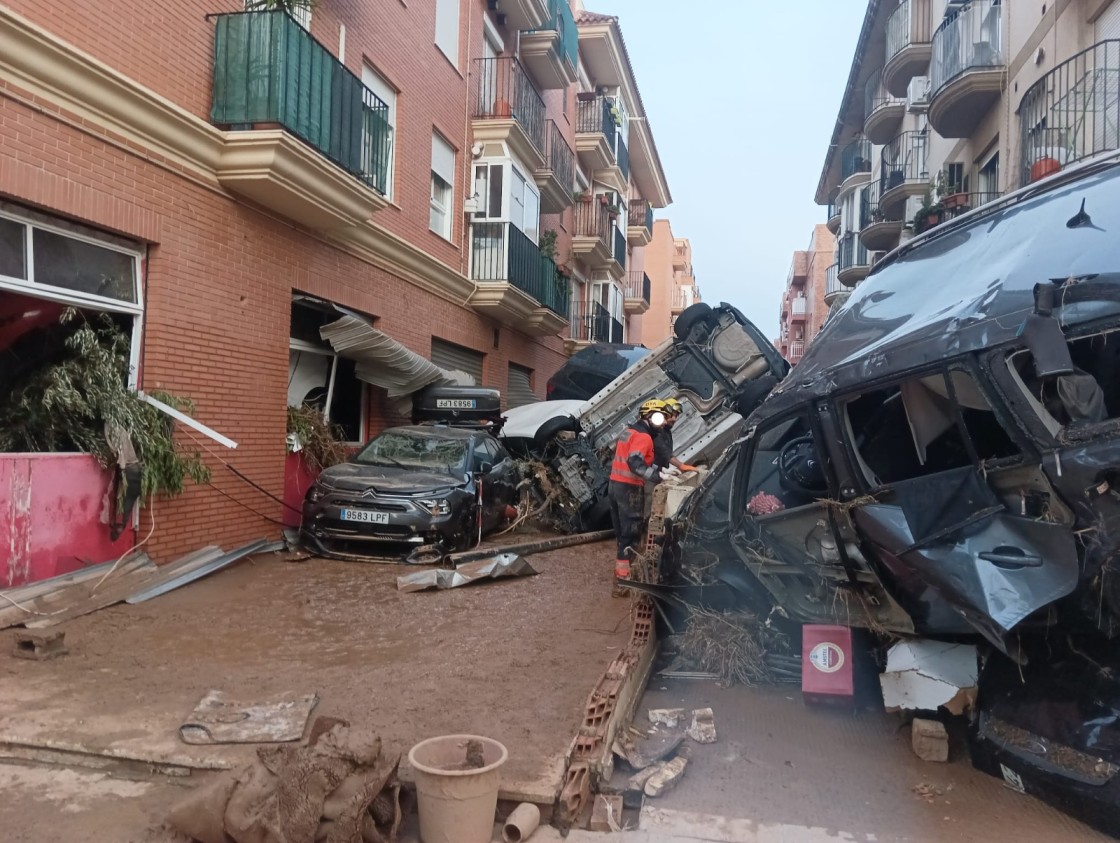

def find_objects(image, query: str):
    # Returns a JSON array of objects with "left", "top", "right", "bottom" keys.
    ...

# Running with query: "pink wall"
[{"left": 0, "top": 454, "right": 136, "bottom": 587}]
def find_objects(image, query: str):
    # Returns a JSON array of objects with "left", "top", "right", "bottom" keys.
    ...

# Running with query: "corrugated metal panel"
[
  {"left": 1099, "top": 1, "right": 1120, "bottom": 40},
  {"left": 320, "top": 314, "right": 453, "bottom": 397},
  {"left": 431, "top": 339, "right": 483, "bottom": 385},
  {"left": 506, "top": 363, "right": 536, "bottom": 408}
]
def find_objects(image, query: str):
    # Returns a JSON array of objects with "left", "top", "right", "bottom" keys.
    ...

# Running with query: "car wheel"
[
  {"left": 673, "top": 302, "right": 718, "bottom": 341},
  {"left": 532, "top": 415, "right": 581, "bottom": 453}
]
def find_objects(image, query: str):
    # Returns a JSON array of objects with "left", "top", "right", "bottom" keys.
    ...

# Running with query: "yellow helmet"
[
  {"left": 663, "top": 398, "right": 683, "bottom": 415},
  {"left": 639, "top": 399, "right": 667, "bottom": 418}
]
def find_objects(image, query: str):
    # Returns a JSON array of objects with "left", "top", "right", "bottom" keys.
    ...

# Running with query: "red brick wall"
[{"left": 0, "top": 0, "right": 567, "bottom": 562}]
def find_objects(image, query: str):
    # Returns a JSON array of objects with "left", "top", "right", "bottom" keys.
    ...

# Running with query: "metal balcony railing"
[
  {"left": 789, "top": 340, "right": 806, "bottom": 360},
  {"left": 533, "top": 0, "right": 579, "bottom": 70},
  {"left": 790, "top": 296, "right": 809, "bottom": 317},
  {"left": 573, "top": 200, "right": 612, "bottom": 250},
  {"left": 628, "top": 199, "right": 653, "bottom": 235},
  {"left": 880, "top": 130, "right": 929, "bottom": 192},
  {"left": 543, "top": 119, "right": 575, "bottom": 199},
  {"left": 673, "top": 285, "right": 698, "bottom": 311},
  {"left": 860, "top": 179, "right": 897, "bottom": 227},
  {"left": 625, "top": 270, "right": 651, "bottom": 305},
  {"left": 931, "top": 0, "right": 1003, "bottom": 97},
  {"left": 613, "top": 226, "right": 627, "bottom": 268},
  {"left": 568, "top": 299, "right": 622, "bottom": 343},
  {"left": 472, "top": 56, "right": 546, "bottom": 153},
  {"left": 616, "top": 133, "right": 630, "bottom": 182},
  {"left": 940, "top": 190, "right": 1003, "bottom": 222},
  {"left": 886, "top": 0, "right": 932, "bottom": 63},
  {"left": 825, "top": 263, "right": 841, "bottom": 296},
  {"left": 838, "top": 233, "right": 869, "bottom": 272},
  {"left": 211, "top": 11, "right": 392, "bottom": 193},
  {"left": 470, "top": 222, "right": 569, "bottom": 318},
  {"left": 577, "top": 96, "right": 614, "bottom": 145},
  {"left": 840, "top": 137, "right": 873, "bottom": 182},
  {"left": 864, "top": 68, "right": 904, "bottom": 117},
  {"left": 1018, "top": 40, "right": 1120, "bottom": 185}
]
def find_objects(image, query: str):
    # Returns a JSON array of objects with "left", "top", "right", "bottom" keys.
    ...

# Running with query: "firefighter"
[
  {"left": 655, "top": 398, "right": 700, "bottom": 475},
  {"left": 608, "top": 399, "right": 666, "bottom": 594}
]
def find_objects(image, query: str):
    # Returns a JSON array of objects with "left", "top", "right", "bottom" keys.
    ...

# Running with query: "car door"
[
  {"left": 842, "top": 367, "right": 1079, "bottom": 654},
  {"left": 471, "top": 435, "right": 515, "bottom": 530}
]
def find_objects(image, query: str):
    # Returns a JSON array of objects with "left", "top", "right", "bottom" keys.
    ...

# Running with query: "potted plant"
[
  {"left": 912, "top": 191, "right": 943, "bottom": 234},
  {"left": 575, "top": 189, "right": 591, "bottom": 204},
  {"left": 539, "top": 229, "right": 558, "bottom": 261},
  {"left": 245, "top": 0, "right": 316, "bottom": 16},
  {"left": 606, "top": 204, "right": 621, "bottom": 220},
  {"left": 935, "top": 169, "right": 968, "bottom": 210},
  {"left": 599, "top": 194, "right": 610, "bottom": 206}
]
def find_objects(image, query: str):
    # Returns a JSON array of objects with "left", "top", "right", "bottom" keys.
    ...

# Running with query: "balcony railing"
[
  {"left": 574, "top": 200, "right": 612, "bottom": 249},
  {"left": 613, "top": 226, "right": 627, "bottom": 268},
  {"left": 789, "top": 340, "right": 806, "bottom": 360},
  {"left": 931, "top": 0, "right": 1003, "bottom": 96},
  {"left": 840, "top": 137, "right": 873, "bottom": 182},
  {"left": 864, "top": 68, "right": 904, "bottom": 117},
  {"left": 577, "top": 96, "right": 614, "bottom": 145},
  {"left": 886, "top": 0, "right": 932, "bottom": 64},
  {"left": 628, "top": 199, "right": 653, "bottom": 234},
  {"left": 1018, "top": 40, "right": 1120, "bottom": 185},
  {"left": 790, "top": 296, "right": 809, "bottom": 317},
  {"left": 616, "top": 133, "right": 630, "bottom": 182},
  {"left": 838, "top": 233, "right": 869, "bottom": 272},
  {"left": 568, "top": 299, "right": 622, "bottom": 343},
  {"left": 673, "top": 285, "right": 698, "bottom": 311},
  {"left": 211, "top": 10, "right": 391, "bottom": 192},
  {"left": 535, "top": 0, "right": 579, "bottom": 70},
  {"left": 472, "top": 56, "right": 546, "bottom": 153},
  {"left": 470, "top": 222, "right": 569, "bottom": 318},
  {"left": 543, "top": 119, "right": 575, "bottom": 198},
  {"left": 927, "top": 190, "right": 1003, "bottom": 228},
  {"left": 826, "top": 202, "right": 839, "bottom": 221},
  {"left": 625, "top": 270, "right": 651, "bottom": 305},
  {"left": 825, "top": 263, "right": 841, "bottom": 297},
  {"left": 880, "top": 130, "right": 929, "bottom": 192}
]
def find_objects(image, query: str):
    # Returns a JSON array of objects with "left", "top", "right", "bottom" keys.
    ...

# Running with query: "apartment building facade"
[
  {"left": 626, "top": 219, "right": 699, "bottom": 348},
  {"left": 817, "top": 0, "right": 1120, "bottom": 311},
  {"left": 777, "top": 224, "right": 835, "bottom": 365},
  {"left": 0, "top": 0, "right": 671, "bottom": 578}
]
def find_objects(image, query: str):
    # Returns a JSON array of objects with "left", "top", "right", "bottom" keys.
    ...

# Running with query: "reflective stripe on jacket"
[{"left": 610, "top": 422, "right": 655, "bottom": 486}]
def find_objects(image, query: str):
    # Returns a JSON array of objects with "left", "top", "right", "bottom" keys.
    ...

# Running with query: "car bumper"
[{"left": 302, "top": 495, "right": 463, "bottom": 549}]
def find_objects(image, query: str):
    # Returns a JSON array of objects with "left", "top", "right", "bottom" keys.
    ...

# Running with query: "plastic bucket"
[{"left": 408, "top": 734, "right": 508, "bottom": 843}]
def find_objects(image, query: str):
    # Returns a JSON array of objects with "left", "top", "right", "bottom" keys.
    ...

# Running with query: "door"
[{"left": 472, "top": 436, "right": 516, "bottom": 529}]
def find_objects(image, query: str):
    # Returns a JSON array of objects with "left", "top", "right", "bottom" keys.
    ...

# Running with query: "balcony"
[
  {"left": 571, "top": 199, "right": 613, "bottom": 266},
  {"left": 879, "top": 130, "right": 928, "bottom": 215},
  {"left": 1018, "top": 40, "right": 1120, "bottom": 185},
  {"left": 839, "top": 137, "right": 873, "bottom": 192},
  {"left": 915, "top": 191, "right": 1003, "bottom": 234},
  {"left": 883, "top": 0, "right": 932, "bottom": 97},
  {"left": 837, "top": 233, "right": 870, "bottom": 286},
  {"left": 929, "top": 0, "right": 1004, "bottom": 138},
  {"left": 612, "top": 226, "right": 627, "bottom": 278},
  {"left": 860, "top": 179, "right": 903, "bottom": 252},
  {"left": 624, "top": 270, "right": 651, "bottom": 314},
  {"left": 864, "top": 68, "right": 905, "bottom": 145},
  {"left": 789, "top": 340, "right": 806, "bottom": 363},
  {"left": 534, "top": 119, "right": 575, "bottom": 213},
  {"left": 210, "top": 11, "right": 390, "bottom": 230},
  {"left": 826, "top": 202, "right": 842, "bottom": 234},
  {"left": 824, "top": 262, "right": 847, "bottom": 306},
  {"left": 627, "top": 199, "right": 653, "bottom": 246},
  {"left": 567, "top": 299, "right": 623, "bottom": 349},
  {"left": 575, "top": 96, "right": 626, "bottom": 190},
  {"left": 519, "top": 0, "right": 578, "bottom": 89},
  {"left": 671, "top": 284, "right": 698, "bottom": 315},
  {"left": 789, "top": 295, "right": 809, "bottom": 322},
  {"left": 468, "top": 222, "right": 569, "bottom": 336},
  {"left": 672, "top": 243, "right": 688, "bottom": 270},
  {"left": 471, "top": 57, "right": 546, "bottom": 171}
]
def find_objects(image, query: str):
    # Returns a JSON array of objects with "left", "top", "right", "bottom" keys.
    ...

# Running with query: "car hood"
[
  {"left": 318, "top": 462, "right": 467, "bottom": 495},
  {"left": 500, "top": 400, "right": 585, "bottom": 439}
]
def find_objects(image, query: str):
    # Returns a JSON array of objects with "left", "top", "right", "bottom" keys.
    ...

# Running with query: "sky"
[{"left": 591, "top": 0, "right": 867, "bottom": 340}]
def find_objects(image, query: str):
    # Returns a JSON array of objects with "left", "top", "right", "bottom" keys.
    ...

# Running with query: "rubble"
[
  {"left": 880, "top": 640, "right": 978, "bottom": 716},
  {"left": 179, "top": 690, "right": 320, "bottom": 745},
  {"left": 647, "top": 708, "right": 687, "bottom": 729},
  {"left": 911, "top": 718, "right": 949, "bottom": 763},
  {"left": 396, "top": 554, "right": 538, "bottom": 592},
  {"left": 643, "top": 755, "right": 689, "bottom": 797},
  {"left": 685, "top": 708, "right": 717, "bottom": 744},
  {"left": 590, "top": 793, "right": 624, "bottom": 832}
]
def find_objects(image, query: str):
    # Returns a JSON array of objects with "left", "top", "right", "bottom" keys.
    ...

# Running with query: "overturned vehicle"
[
  {"left": 662, "top": 153, "right": 1120, "bottom": 835},
  {"left": 501, "top": 303, "right": 789, "bottom": 530}
]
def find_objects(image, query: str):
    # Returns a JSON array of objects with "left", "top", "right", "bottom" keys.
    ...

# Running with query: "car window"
[
  {"left": 843, "top": 370, "right": 1018, "bottom": 488},
  {"left": 743, "top": 415, "right": 827, "bottom": 515},
  {"left": 484, "top": 438, "right": 505, "bottom": 463},
  {"left": 354, "top": 431, "right": 467, "bottom": 471},
  {"left": 1007, "top": 327, "right": 1120, "bottom": 435},
  {"left": 471, "top": 438, "right": 492, "bottom": 469}
]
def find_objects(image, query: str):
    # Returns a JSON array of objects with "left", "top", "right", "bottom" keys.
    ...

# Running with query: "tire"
[
  {"left": 532, "top": 415, "right": 581, "bottom": 452},
  {"left": 673, "top": 302, "right": 718, "bottom": 341}
]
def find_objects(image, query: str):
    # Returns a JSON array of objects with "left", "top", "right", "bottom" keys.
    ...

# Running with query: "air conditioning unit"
[{"left": 907, "top": 76, "right": 930, "bottom": 112}]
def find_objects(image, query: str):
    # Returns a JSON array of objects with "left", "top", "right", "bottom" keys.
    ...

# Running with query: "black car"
[
  {"left": 545, "top": 343, "right": 650, "bottom": 401},
  {"left": 300, "top": 424, "right": 518, "bottom": 557}
]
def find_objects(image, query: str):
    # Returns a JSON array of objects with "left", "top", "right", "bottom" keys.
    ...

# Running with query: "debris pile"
[
  {"left": 673, "top": 607, "right": 796, "bottom": 686},
  {"left": 610, "top": 707, "right": 720, "bottom": 809}
]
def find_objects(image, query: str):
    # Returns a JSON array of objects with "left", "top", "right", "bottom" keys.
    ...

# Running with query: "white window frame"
[
  {"left": 0, "top": 207, "right": 144, "bottom": 387},
  {"left": 430, "top": 132, "right": 456, "bottom": 240},
  {"left": 362, "top": 65, "right": 397, "bottom": 201},
  {"left": 434, "top": 0, "right": 460, "bottom": 67},
  {"left": 287, "top": 339, "right": 368, "bottom": 446}
]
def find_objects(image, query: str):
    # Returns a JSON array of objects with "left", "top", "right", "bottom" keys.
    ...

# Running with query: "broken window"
[
  {"left": 742, "top": 415, "right": 828, "bottom": 515},
  {"left": 844, "top": 369, "right": 1018, "bottom": 488},
  {"left": 1007, "top": 328, "right": 1120, "bottom": 433},
  {"left": 288, "top": 301, "right": 366, "bottom": 444}
]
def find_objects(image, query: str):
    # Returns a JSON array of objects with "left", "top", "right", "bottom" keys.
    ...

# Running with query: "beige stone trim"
[{"left": 0, "top": 5, "right": 475, "bottom": 305}]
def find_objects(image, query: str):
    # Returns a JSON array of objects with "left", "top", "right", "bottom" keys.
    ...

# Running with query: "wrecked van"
[
  {"left": 501, "top": 303, "right": 789, "bottom": 529},
  {"left": 662, "top": 153, "right": 1120, "bottom": 834}
]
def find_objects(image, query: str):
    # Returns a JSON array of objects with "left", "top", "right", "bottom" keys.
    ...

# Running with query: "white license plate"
[
  {"left": 341, "top": 509, "right": 390, "bottom": 525},
  {"left": 436, "top": 398, "right": 476, "bottom": 409}
]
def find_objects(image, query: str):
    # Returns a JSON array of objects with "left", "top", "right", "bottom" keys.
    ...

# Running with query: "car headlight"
[{"left": 416, "top": 498, "right": 452, "bottom": 516}]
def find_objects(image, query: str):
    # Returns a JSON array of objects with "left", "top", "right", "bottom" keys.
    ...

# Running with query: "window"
[
  {"left": 743, "top": 415, "right": 828, "bottom": 514},
  {"left": 430, "top": 132, "right": 456, "bottom": 239},
  {"left": 978, "top": 151, "right": 999, "bottom": 197},
  {"left": 362, "top": 66, "right": 397, "bottom": 200},
  {"left": 288, "top": 302, "right": 366, "bottom": 443},
  {"left": 434, "top": 0, "right": 459, "bottom": 66},
  {"left": 471, "top": 437, "right": 492, "bottom": 470},
  {"left": 1008, "top": 330, "right": 1120, "bottom": 433},
  {"left": 473, "top": 163, "right": 505, "bottom": 220}
]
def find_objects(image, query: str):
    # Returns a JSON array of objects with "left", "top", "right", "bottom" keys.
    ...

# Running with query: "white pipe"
[
  {"left": 137, "top": 392, "right": 237, "bottom": 449},
  {"left": 501, "top": 803, "right": 540, "bottom": 843}
]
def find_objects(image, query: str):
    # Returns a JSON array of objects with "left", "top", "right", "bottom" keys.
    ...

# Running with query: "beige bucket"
[{"left": 408, "top": 734, "right": 508, "bottom": 843}]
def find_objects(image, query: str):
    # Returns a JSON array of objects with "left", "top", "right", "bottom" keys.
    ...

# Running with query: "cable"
[
  {"left": 92, "top": 493, "right": 156, "bottom": 593},
  {"left": 180, "top": 428, "right": 303, "bottom": 515},
  {"left": 206, "top": 481, "right": 289, "bottom": 527}
]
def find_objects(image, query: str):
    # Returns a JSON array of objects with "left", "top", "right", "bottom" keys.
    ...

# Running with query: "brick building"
[
  {"left": 0, "top": 0, "right": 670, "bottom": 581},
  {"left": 629, "top": 219, "right": 698, "bottom": 347},
  {"left": 777, "top": 224, "right": 835, "bottom": 365}
]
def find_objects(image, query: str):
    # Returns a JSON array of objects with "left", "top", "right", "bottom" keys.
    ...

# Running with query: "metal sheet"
[
  {"left": 179, "top": 689, "right": 319, "bottom": 744},
  {"left": 125, "top": 539, "right": 279, "bottom": 604},
  {"left": 397, "top": 553, "right": 538, "bottom": 592}
]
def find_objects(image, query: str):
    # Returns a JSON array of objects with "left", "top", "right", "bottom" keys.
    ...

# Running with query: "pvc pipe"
[{"left": 501, "top": 802, "right": 541, "bottom": 843}]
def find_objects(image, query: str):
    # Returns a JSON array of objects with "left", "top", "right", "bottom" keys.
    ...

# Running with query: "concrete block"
[
  {"left": 13, "top": 630, "right": 67, "bottom": 661},
  {"left": 589, "top": 793, "right": 623, "bottom": 832},
  {"left": 644, "top": 755, "right": 688, "bottom": 797},
  {"left": 686, "top": 708, "right": 717, "bottom": 744},
  {"left": 911, "top": 718, "right": 949, "bottom": 762}
]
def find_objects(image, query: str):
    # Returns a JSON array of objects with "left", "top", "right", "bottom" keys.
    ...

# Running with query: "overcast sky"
[{"left": 596, "top": 0, "right": 865, "bottom": 339}]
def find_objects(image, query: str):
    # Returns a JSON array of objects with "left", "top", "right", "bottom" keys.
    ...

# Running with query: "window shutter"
[
  {"left": 431, "top": 338, "right": 483, "bottom": 385},
  {"left": 434, "top": 0, "right": 460, "bottom": 64},
  {"left": 506, "top": 364, "right": 536, "bottom": 408},
  {"left": 1098, "top": 1, "right": 1120, "bottom": 40},
  {"left": 431, "top": 133, "right": 456, "bottom": 186}
]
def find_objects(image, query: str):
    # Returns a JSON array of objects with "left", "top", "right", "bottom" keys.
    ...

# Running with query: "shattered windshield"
[{"left": 354, "top": 431, "right": 467, "bottom": 472}]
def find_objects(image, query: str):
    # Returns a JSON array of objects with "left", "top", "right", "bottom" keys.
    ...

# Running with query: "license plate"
[
  {"left": 341, "top": 509, "right": 390, "bottom": 525},
  {"left": 436, "top": 398, "right": 476, "bottom": 409}
]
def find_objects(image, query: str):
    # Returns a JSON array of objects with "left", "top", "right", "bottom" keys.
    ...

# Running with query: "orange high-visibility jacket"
[{"left": 610, "top": 422, "right": 657, "bottom": 486}]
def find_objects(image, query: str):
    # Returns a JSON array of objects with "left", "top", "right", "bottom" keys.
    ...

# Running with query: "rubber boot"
[{"left": 613, "top": 559, "right": 631, "bottom": 598}]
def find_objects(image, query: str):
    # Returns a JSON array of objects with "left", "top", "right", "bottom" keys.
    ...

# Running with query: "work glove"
[{"left": 677, "top": 464, "right": 699, "bottom": 473}]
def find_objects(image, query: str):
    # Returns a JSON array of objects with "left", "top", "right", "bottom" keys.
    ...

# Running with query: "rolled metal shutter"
[
  {"left": 430, "top": 338, "right": 483, "bottom": 385},
  {"left": 506, "top": 363, "right": 537, "bottom": 407},
  {"left": 1098, "top": 1, "right": 1120, "bottom": 40}
]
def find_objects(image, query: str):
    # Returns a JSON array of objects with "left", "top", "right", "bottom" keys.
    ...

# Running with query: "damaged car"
[
  {"left": 661, "top": 152, "right": 1120, "bottom": 835},
  {"left": 301, "top": 388, "right": 517, "bottom": 557},
  {"left": 501, "top": 302, "right": 790, "bottom": 529}
]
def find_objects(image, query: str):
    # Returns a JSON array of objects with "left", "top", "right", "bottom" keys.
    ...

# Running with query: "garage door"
[
  {"left": 507, "top": 363, "right": 537, "bottom": 408},
  {"left": 430, "top": 338, "right": 483, "bottom": 385}
]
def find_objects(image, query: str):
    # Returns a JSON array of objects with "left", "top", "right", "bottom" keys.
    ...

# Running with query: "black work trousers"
[{"left": 608, "top": 480, "right": 646, "bottom": 560}]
